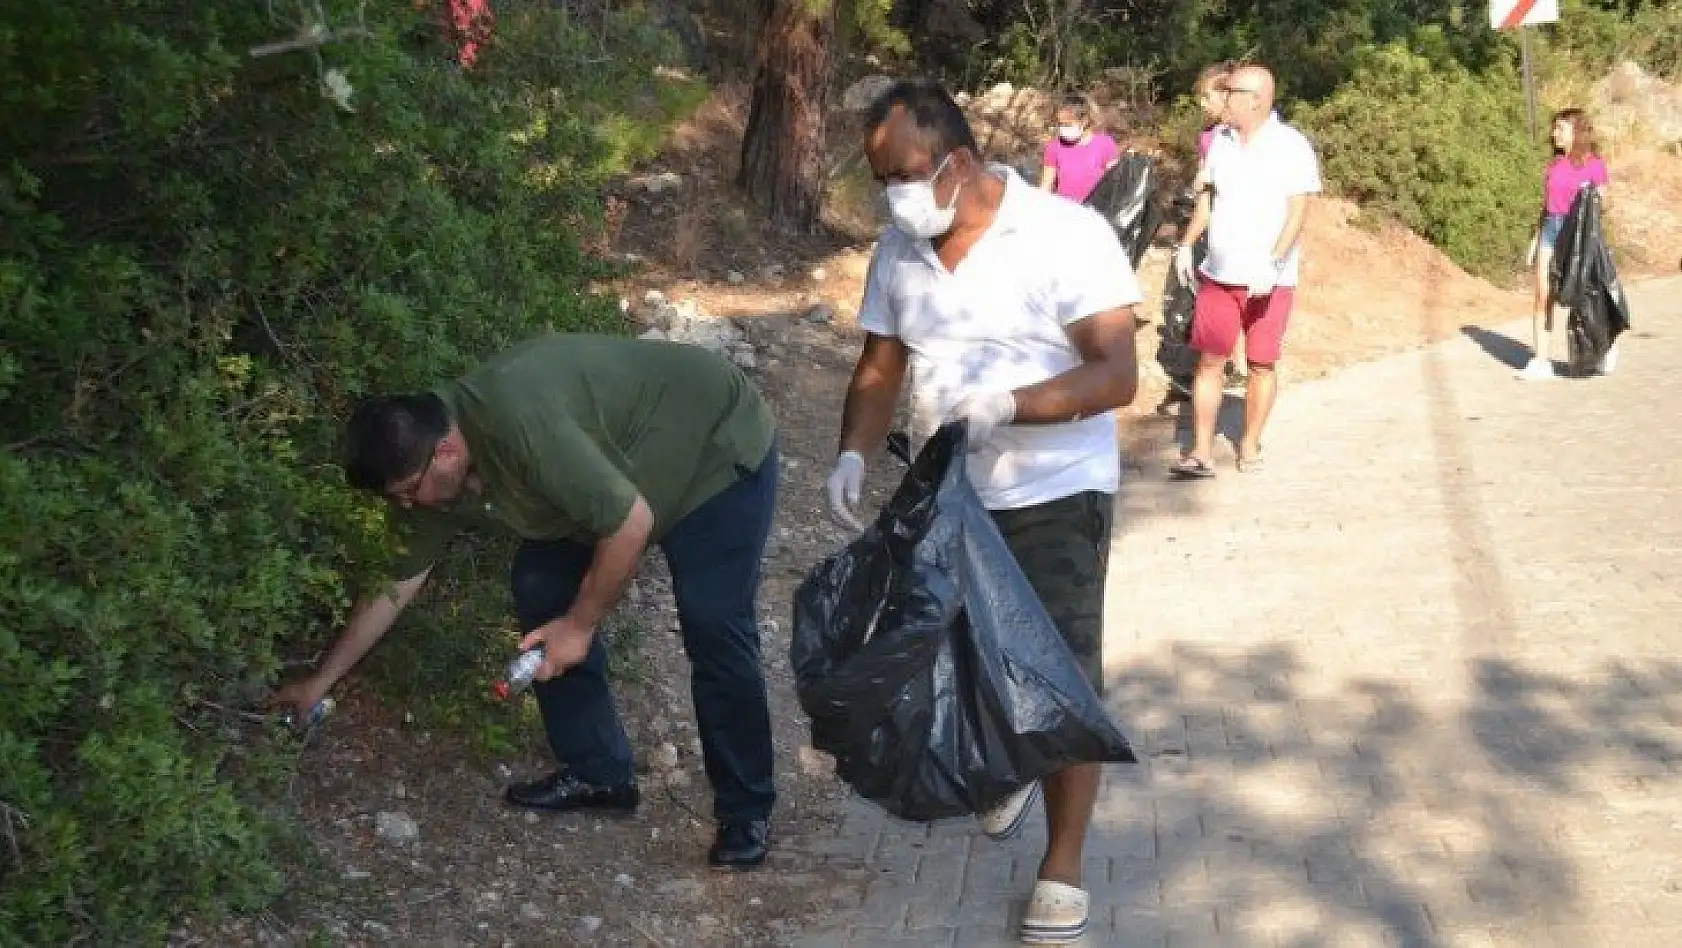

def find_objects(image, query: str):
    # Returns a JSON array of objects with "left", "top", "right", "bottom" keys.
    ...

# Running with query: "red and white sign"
[{"left": 1490, "top": 0, "right": 1560, "bottom": 30}]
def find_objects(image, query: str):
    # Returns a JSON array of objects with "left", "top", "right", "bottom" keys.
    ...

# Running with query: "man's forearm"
[
  {"left": 1012, "top": 357, "right": 1138, "bottom": 423},
  {"left": 1180, "top": 190, "right": 1212, "bottom": 247},
  {"left": 838, "top": 382, "right": 899, "bottom": 456},
  {"left": 1011, "top": 307, "right": 1139, "bottom": 423},
  {"left": 564, "top": 499, "right": 653, "bottom": 629},
  {"left": 314, "top": 569, "right": 430, "bottom": 687},
  {"left": 838, "top": 335, "right": 908, "bottom": 456},
  {"left": 1269, "top": 196, "right": 1310, "bottom": 261}
]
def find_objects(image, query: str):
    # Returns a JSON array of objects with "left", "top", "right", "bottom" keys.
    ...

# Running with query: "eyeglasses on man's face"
[{"left": 387, "top": 438, "right": 441, "bottom": 507}]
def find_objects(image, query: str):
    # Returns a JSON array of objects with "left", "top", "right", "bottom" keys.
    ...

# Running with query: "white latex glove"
[
  {"left": 947, "top": 389, "right": 1017, "bottom": 446},
  {"left": 825, "top": 451, "right": 866, "bottom": 531},
  {"left": 1173, "top": 244, "right": 1196, "bottom": 288}
]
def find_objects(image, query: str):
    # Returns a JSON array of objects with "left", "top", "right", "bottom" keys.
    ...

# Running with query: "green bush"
[
  {"left": 1297, "top": 42, "right": 1541, "bottom": 281},
  {"left": 1542, "top": 0, "right": 1682, "bottom": 79},
  {"left": 0, "top": 1, "right": 701, "bottom": 942}
]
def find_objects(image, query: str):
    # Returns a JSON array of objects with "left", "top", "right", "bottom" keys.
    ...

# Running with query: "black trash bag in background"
[
  {"left": 1155, "top": 188, "right": 1204, "bottom": 387},
  {"left": 1550, "top": 185, "right": 1632, "bottom": 374},
  {"left": 790, "top": 423, "right": 1136, "bottom": 823},
  {"left": 1084, "top": 151, "right": 1163, "bottom": 269}
]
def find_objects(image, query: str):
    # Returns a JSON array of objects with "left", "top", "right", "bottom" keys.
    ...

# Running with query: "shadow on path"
[{"left": 1460, "top": 325, "right": 1531, "bottom": 371}]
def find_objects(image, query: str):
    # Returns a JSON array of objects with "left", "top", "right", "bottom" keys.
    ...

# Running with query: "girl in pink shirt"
[
  {"left": 1194, "top": 62, "right": 1235, "bottom": 165},
  {"left": 1520, "top": 108, "right": 1612, "bottom": 380},
  {"left": 1039, "top": 96, "right": 1120, "bottom": 203}
]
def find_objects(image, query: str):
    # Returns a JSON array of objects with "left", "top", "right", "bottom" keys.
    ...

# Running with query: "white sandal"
[{"left": 1019, "top": 880, "right": 1088, "bottom": 944}]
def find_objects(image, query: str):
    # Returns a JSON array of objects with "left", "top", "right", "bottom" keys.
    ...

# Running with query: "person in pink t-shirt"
[
  {"left": 1518, "top": 108, "right": 1612, "bottom": 380},
  {"left": 1039, "top": 96, "right": 1120, "bottom": 203},
  {"left": 1193, "top": 62, "right": 1235, "bottom": 170}
]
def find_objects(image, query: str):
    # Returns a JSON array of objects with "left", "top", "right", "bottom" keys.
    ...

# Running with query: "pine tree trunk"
[{"left": 738, "top": 0, "right": 836, "bottom": 232}]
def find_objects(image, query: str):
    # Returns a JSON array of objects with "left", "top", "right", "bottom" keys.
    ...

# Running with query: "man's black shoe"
[
  {"left": 708, "top": 819, "right": 770, "bottom": 870},
  {"left": 503, "top": 770, "right": 639, "bottom": 814}
]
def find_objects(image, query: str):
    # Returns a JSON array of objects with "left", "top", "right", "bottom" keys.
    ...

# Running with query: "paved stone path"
[{"left": 788, "top": 276, "right": 1682, "bottom": 947}]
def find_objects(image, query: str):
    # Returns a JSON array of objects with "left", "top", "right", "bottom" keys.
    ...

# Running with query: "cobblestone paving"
[{"left": 786, "top": 277, "right": 1682, "bottom": 947}]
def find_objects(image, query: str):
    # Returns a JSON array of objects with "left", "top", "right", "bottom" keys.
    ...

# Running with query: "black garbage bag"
[
  {"left": 1550, "top": 185, "right": 1632, "bottom": 374},
  {"left": 1084, "top": 151, "right": 1164, "bottom": 269},
  {"left": 1155, "top": 188, "right": 1204, "bottom": 387},
  {"left": 790, "top": 423, "right": 1136, "bottom": 823}
]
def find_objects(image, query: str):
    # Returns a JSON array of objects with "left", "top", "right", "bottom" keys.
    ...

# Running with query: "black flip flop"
[{"left": 1170, "top": 456, "right": 1216, "bottom": 479}]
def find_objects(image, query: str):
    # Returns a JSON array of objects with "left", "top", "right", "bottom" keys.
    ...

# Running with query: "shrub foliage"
[
  {"left": 0, "top": 1, "right": 699, "bottom": 941},
  {"left": 1296, "top": 42, "right": 1542, "bottom": 281}
]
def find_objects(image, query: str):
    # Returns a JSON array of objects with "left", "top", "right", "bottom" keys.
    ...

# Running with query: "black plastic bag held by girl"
[
  {"left": 1550, "top": 185, "right": 1632, "bottom": 374},
  {"left": 1156, "top": 186, "right": 1205, "bottom": 386},
  {"left": 791, "top": 423, "right": 1136, "bottom": 823},
  {"left": 1084, "top": 151, "right": 1164, "bottom": 269}
]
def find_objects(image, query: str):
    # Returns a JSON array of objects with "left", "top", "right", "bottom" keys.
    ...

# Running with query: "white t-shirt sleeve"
[
  {"left": 1284, "top": 131, "right": 1323, "bottom": 197},
  {"left": 856, "top": 240, "right": 898, "bottom": 336},
  {"left": 1051, "top": 210, "right": 1144, "bottom": 326}
]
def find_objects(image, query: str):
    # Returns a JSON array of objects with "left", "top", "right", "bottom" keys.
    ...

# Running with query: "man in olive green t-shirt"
[{"left": 271, "top": 334, "right": 780, "bottom": 870}]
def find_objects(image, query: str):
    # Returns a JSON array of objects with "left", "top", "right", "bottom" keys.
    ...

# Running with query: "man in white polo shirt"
[
  {"left": 823, "top": 79, "right": 1140, "bottom": 945},
  {"left": 1170, "top": 64, "right": 1321, "bottom": 478}
]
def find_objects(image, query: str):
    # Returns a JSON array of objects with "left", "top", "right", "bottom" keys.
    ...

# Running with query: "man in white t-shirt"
[
  {"left": 1170, "top": 64, "right": 1321, "bottom": 478},
  {"left": 823, "top": 79, "right": 1141, "bottom": 946}
]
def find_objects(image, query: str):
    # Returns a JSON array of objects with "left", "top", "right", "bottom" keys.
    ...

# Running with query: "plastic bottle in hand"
[
  {"left": 281, "top": 697, "right": 335, "bottom": 730},
  {"left": 493, "top": 647, "right": 546, "bottom": 700}
]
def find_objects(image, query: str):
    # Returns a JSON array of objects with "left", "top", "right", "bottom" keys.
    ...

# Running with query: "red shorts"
[{"left": 1188, "top": 280, "right": 1296, "bottom": 365}]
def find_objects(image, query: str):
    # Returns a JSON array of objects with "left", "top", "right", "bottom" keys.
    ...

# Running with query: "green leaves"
[
  {"left": 1, "top": 1, "right": 690, "bottom": 940},
  {"left": 1298, "top": 42, "right": 1539, "bottom": 280}
]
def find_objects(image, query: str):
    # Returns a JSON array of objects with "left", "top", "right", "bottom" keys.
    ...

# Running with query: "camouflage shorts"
[{"left": 990, "top": 491, "right": 1114, "bottom": 697}]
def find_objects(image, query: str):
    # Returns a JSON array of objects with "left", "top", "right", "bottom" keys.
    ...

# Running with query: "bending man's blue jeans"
[{"left": 509, "top": 443, "right": 779, "bottom": 822}]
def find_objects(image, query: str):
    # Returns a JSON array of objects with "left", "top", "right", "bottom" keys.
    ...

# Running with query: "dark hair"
[
  {"left": 342, "top": 393, "right": 449, "bottom": 492},
  {"left": 1553, "top": 108, "right": 1598, "bottom": 164},
  {"left": 1057, "top": 94, "right": 1091, "bottom": 122},
  {"left": 863, "top": 78, "right": 979, "bottom": 159}
]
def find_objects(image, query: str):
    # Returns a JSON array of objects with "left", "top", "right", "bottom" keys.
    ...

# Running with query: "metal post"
[{"left": 1520, "top": 25, "right": 1540, "bottom": 144}]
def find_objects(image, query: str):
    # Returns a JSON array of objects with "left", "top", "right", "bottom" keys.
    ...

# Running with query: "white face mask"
[
  {"left": 884, "top": 154, "right": 962, "bottom": 240},
  {"left": 1057, "top": 125, "right": 1084, "bottom": 143}
]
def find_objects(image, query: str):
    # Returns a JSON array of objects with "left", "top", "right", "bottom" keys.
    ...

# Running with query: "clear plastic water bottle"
[
  {"left": 281, "top": 696, "right": 334, "bottom": 730},
  {"left": 493, "top": 647, "right": 546, "bottom": 701}
]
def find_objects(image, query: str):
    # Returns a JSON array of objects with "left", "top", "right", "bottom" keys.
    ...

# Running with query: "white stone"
[
  {"left": 614, "top": 873, "right": 635, "bottom": 886},
  {"left": 727, "top": 270, "right": 745, "bottom": 285},
  {"left": 654, "top": 742, "right": 681, "bottom": 770},
  {"left": 578, "top": 916, "right": 604, "bottom": 935},
  {"left": 797, "top": 745, "right": 833, "bottom": 777},
  {"left": 374, "top": 811, "right": 419, "bottom": 844},
  {"left": 643, "top": 171, "right": 683, "bottom": 194}
]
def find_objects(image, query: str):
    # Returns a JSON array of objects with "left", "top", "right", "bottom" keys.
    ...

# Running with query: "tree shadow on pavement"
[
  {"left": 798, "top": 646, "right": 1682, "bottom": 946},
  {"left": 1055, "top": 645, "right": 1682, "bottom": 947}
]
